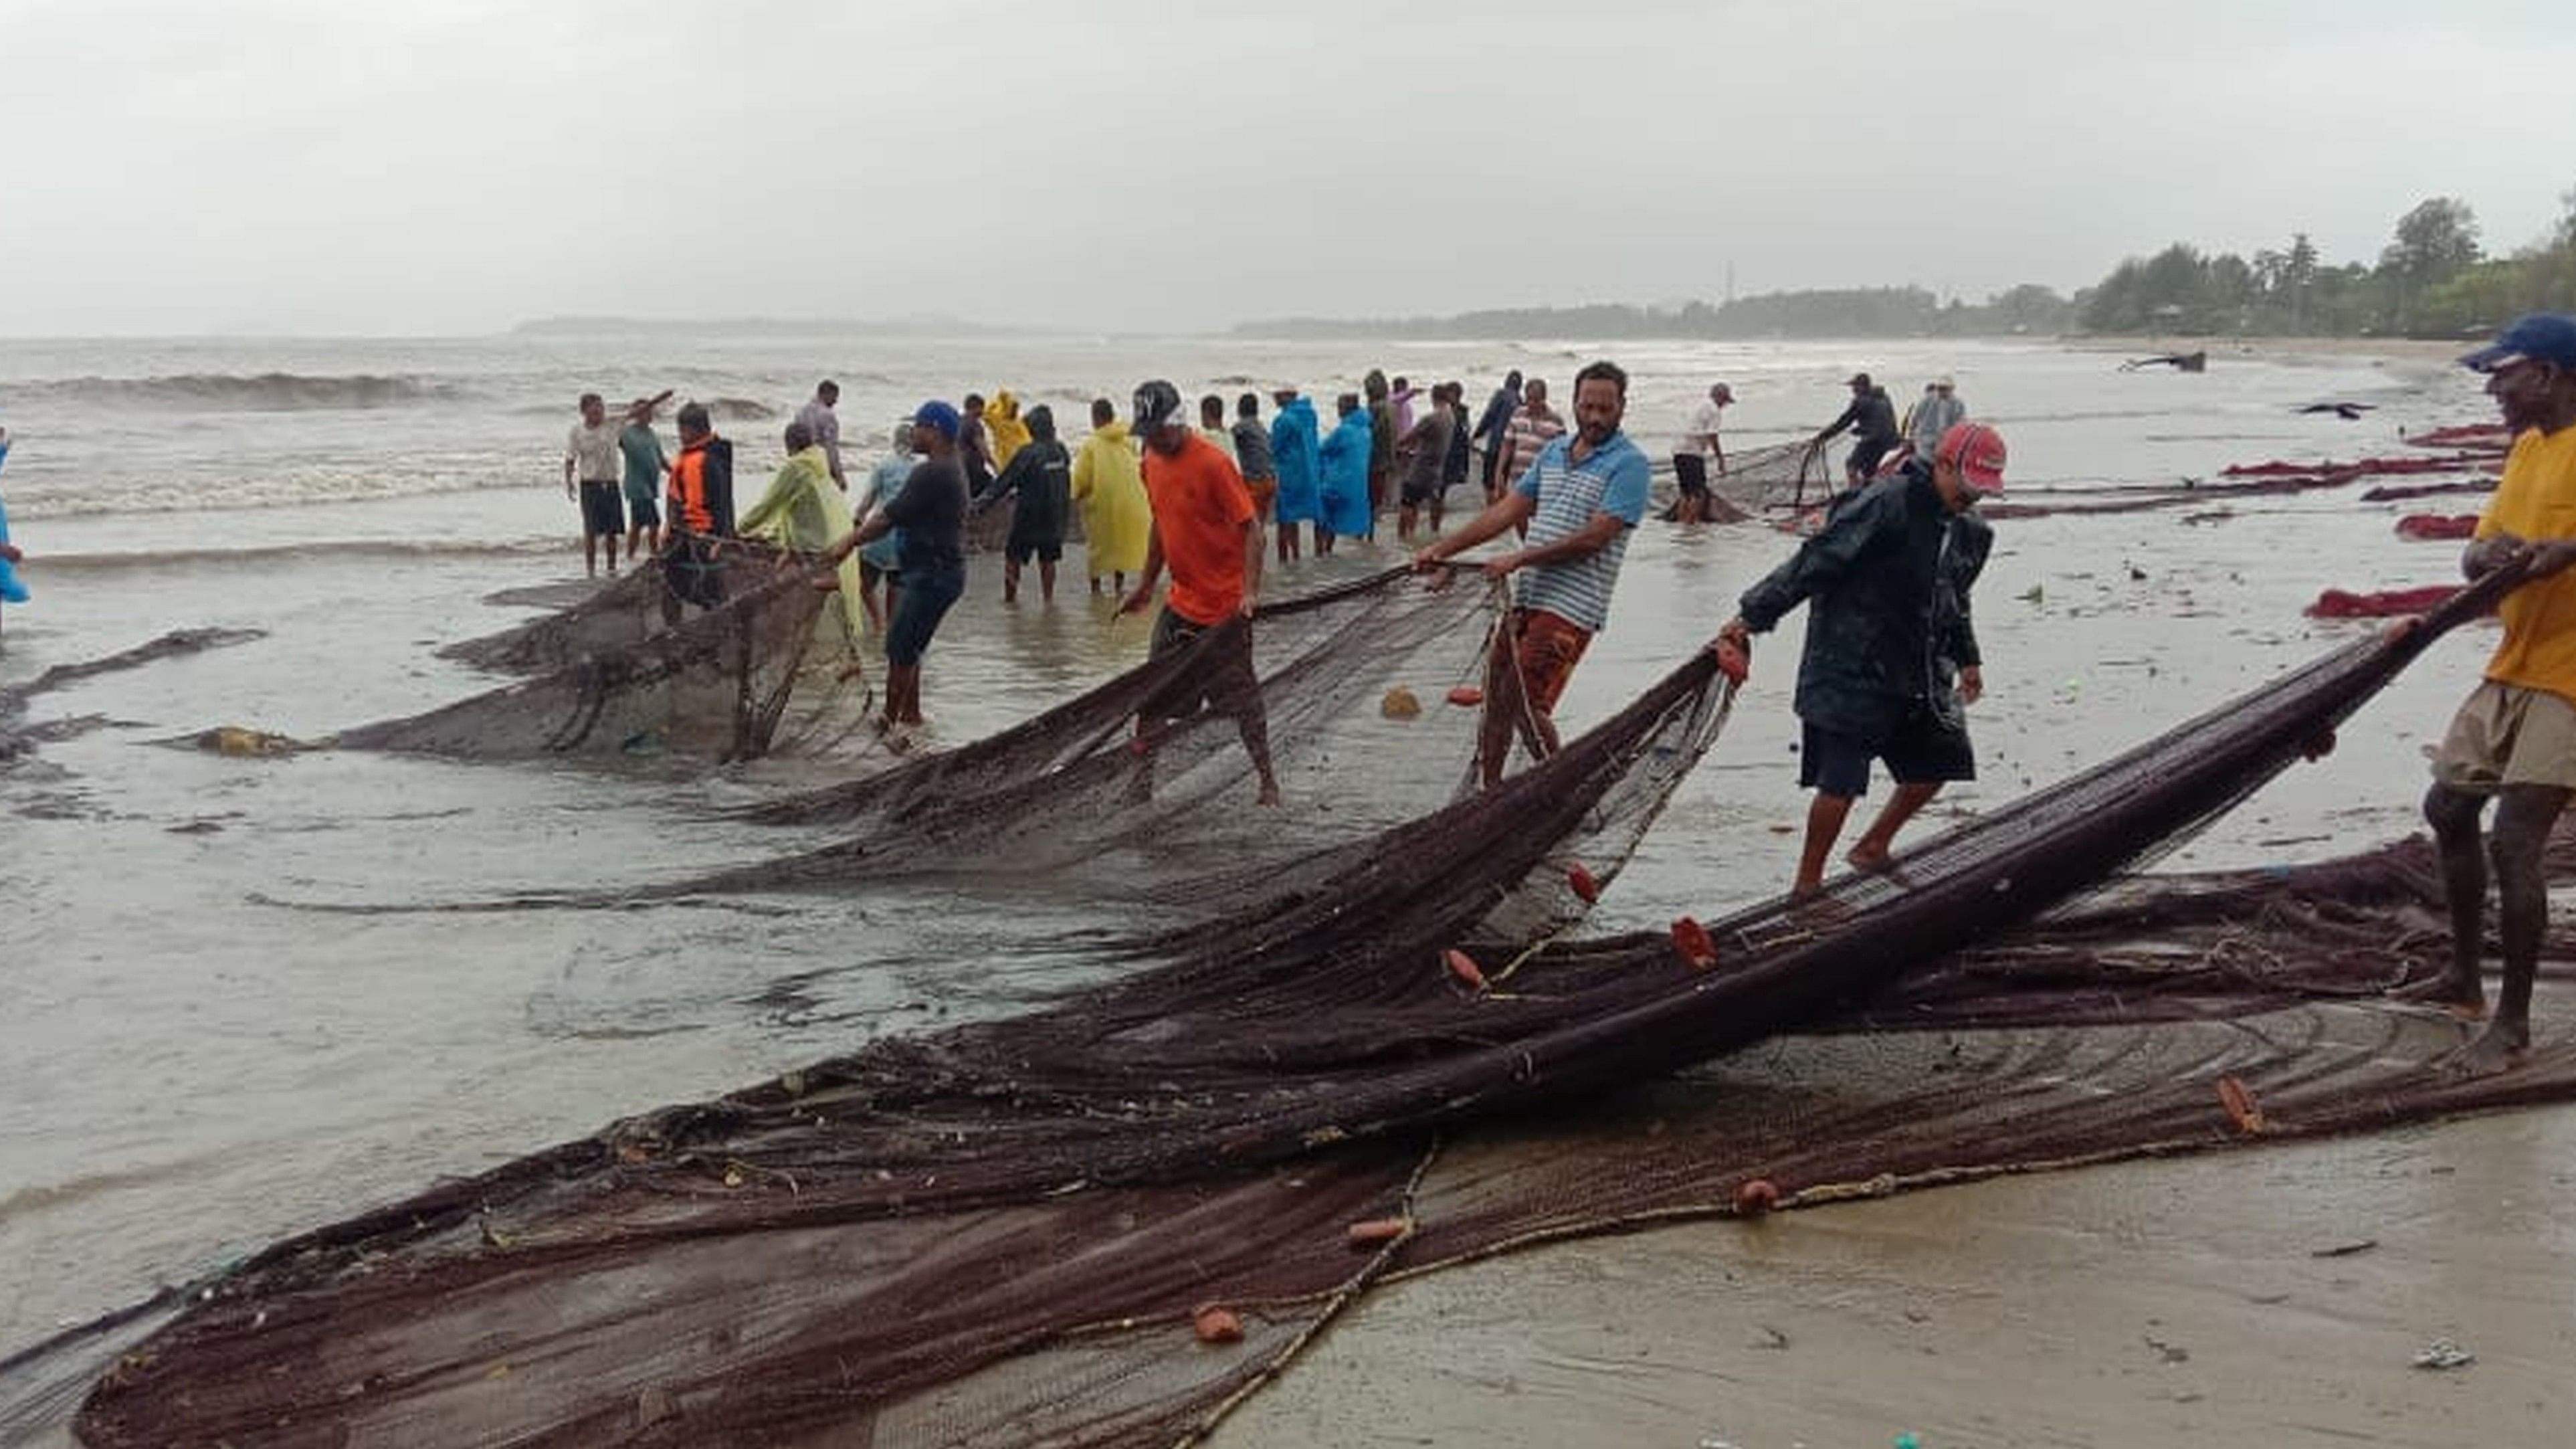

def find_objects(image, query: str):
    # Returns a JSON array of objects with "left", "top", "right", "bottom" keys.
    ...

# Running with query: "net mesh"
[{"left": 50, "top": 572, "right": 2559, "bottom": 1449}]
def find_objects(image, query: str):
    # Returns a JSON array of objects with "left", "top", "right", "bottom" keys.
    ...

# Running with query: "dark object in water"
[
  {"left": 2297, "top": 402, "right": 2375, "bottom": 420},
  {"left": 2120, "top": 351, "right": 2207, "bottom": 373},
  {"left": 2394, "top": 514, "right": 2479, "bottom": 541}
]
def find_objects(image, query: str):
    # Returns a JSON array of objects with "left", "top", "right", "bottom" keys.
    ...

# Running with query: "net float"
[
  {"left": 1443, "top": 948, "right": 1488, "bottom": 992},
  {"left": 1346, "top": 1217, "right": 1412, "bottom": 1248},
  {"left": 1446, "top": 684, "right": 1484, "bottom": 707},
  {"left": 2217, "top": 1074, "right": 2268, "bottom": 1135},
  {"left": 1191, "top": 1303, "right": 1244, "bottom": 1344},
  {"left": 1670, "top": 916, "right": 1718, "bottom": 969},
  {"left": 1712, "top": 638, "right": 1750, "bottom": 685},
  {"left": 1733, "top": 1178, "right": 1780, "bottom": 1216},
  {"left": 1566, "top": 862, "right": 1601, "bottom": 902}
]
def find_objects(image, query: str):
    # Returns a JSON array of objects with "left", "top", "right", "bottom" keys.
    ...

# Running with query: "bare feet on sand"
[
  {"left": 2397, "top": 970, "right": 2488, "bottom": 1020},
  {"left": 2437, "top": 1021, "right": 2530, "bottom": 1080}
]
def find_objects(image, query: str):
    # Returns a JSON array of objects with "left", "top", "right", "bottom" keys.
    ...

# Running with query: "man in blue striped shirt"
[{"left": 1414, "top": 359, "right": 1652, "bottom": 787}]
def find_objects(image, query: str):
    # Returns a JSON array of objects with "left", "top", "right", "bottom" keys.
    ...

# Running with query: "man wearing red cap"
[
  {"left": 1716, "top": 419, "right": 2006, "bottom": 898},
  {"left": 2415, "top": 312, "right": 2576, "bottom": 1077}
]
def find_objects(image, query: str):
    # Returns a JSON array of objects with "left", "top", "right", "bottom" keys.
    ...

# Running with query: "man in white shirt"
[
  {"left": 1671, "top": 382, "right": 1732, "bottom": 523},
  {"left": 563, "top": 393, "right": 625, "bottom": 577}
]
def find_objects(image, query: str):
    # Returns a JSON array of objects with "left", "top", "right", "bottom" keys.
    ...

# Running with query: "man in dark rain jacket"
[{"left": 1716, "top": 421, "right": 2007, "bottom": 897}]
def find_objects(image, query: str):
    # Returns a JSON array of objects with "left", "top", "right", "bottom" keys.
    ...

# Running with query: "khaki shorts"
[{"left": 2431, "top": 680, "right": 2576, "bottom": 791}]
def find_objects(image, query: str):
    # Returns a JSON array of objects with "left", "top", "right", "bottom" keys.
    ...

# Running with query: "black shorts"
[
  {"left": 658, "top": 533, "right": 728, "bottom": 613},
  {"left": 624, "top": 482, "right": 661, "bottom": 528},
  {"left": 1672, "top": 454, "right": 1710, "bottom": 496},
  {"left": 1848, "top": 440, "right": 1893, "bottom": 480},
  {"left": 1141, "top": 606, "right": 1262, "bottom": 721},
  {"left": 1399, "top": 470, "right": 1447, "bottom": 506},
  {"left": 1005, "top": 535, "right": 1064, "bottom": 565},
  {"left": 579, "top": 480, "right": 624, "bottom": 537},
  {"left": 1799, "top": 715, "right": 1975, "bottom": 797},
  {"left": 885, "top": 571, "right": 962, "bottom": 667}
]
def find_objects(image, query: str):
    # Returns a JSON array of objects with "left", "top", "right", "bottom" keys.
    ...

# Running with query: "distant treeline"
[{"left": 1237, "top": 186, "right": 2576, "bottom": 342}]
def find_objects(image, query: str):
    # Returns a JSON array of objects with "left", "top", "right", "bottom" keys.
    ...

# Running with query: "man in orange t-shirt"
[
  {"left": 1118, "top": 378, "right": 1282, "bottom": 806},
  {"left": 2419, "top": 312, "right": 2576, "bottom": 1077}
]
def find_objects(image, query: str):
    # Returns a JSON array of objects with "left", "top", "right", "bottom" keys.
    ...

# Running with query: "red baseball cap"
[{"left": 1937, "top": 421, "right": 2006, "bottom": 492}]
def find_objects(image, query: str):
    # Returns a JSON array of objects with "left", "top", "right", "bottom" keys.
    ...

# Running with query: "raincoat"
[
  {"left": 981, "top": 405, "right": 1072, "bottom": 553},
  {"left": 1316, "top": 408, "right": 1375, "bottom": 539},
  {"left": 987, "top": 390, "right": 1033, "bottom": 468},
  {"left": 1269, "top": 396, "right": 1322, "bottom": 526},
  {"left": 738, "top": 444, "right": 864, "bottom": 641},
  {"left": 0, "top": 435, "right": 25, "bottom": 605},
  {"left": 1072, "top": 419, "right": 1150, "bottom": 577}
]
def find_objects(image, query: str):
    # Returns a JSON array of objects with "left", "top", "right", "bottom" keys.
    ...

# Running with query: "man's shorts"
[
  {"left": 1246, "top": 477, "right": 1279, "bottom": 518},
  {"left": 884, "top": 571, "right": 963, "bottom": 668},
  {"left": 1400, "top": 470, "right": 1447, "bottom": 507},
  {"left": 1672, "top": 454, "right": 1710, "bottom": 496},
  {"left": 2432, "top": 679, "right": 2576, "bottom": 791},
  {"left": 1496, "top": 607, "right": 1593, "bottom": 718},
  {"left": 1799, "top": 714, "right": 1975, "bottom": 798},
  {"left": 1005, "top": 535, "right": 1064, "bottom": 566},
  {"left": 579, "top": 480, "right": 624, "bottom": 537},
  {"left": 1141, "top": 605, "right": 1262, "bottom": 721},
  {"left": 656, "top": 534, "right": 728, "bottom": 615},
  {"left": 623, "top": 482, "right": 661, "bottom": 528}
]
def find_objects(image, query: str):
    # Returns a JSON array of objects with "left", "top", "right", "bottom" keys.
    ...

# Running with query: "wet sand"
[{"left": 1217, "top": 1104, "right": 2576, "bottom": 1449}]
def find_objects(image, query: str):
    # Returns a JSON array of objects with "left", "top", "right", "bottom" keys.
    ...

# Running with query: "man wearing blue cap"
[
  {"left": 2417, "top": 313, "right": 2576, "bottom": 1077},
  {"left": 829, "top": 401, "right": 970, "bottom": 741}
]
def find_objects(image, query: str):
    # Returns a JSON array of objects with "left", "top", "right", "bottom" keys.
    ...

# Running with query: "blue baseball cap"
[
  {"left": 912, "top": 399, "right": 961, "bottom": 442},
  {"left": 2460, "top": 313, "right": 2576, "bottom": 373}
]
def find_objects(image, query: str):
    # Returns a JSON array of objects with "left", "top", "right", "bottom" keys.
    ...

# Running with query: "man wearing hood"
[
  {"left": 1072, "top": 397, "right": 1151, "bottom": 595},
  {"left": 740, "top": 420, "right": 866, "bottom": 645},
  {"left": 1268, "top": 388, "right": 1322, "bottom": 563},
  {"left": 1716, "top": 421, "right": 2007, "bottom": 898},
  {"left": 987, "top": 390, "right": 1033, "bottom": 468},
  {"left": 977, "top": 403, "right": 1072, "bottom": 604},
  {"left": 1316, "top": 393, "right": 1375, "bottom": 555}
]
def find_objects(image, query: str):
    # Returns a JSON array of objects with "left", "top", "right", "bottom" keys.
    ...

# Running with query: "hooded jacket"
[
  {"left": 668, "top": 433, "right": 736, "bottom": 537},
  {"left": 987, "top": 390, "right": 1033, "bottom": 468},
  {"left": 1737, "top": 459, "right": 1989, "bottom": 741},
  {"left": 981, "top": 405, "right": 1072, "bottom": 547},
  {"left": 1071, "top": 419, "right": 1151, "bottom": 575},
  {"left": 1269, "top": 396, "right": 1323, "bottom": 526},
  {"left": 1316, "top": 407, "right": 1376, "bottom": 539}
]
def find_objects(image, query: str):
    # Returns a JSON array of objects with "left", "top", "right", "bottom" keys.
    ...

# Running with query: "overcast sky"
[{"left": 4, "top": 0, "right": 2569, "bottom": 336}]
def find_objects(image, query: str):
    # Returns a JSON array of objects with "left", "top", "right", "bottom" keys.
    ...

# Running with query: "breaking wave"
[{"left": 19, "top": 373, "right": 476, "bottom": 411}]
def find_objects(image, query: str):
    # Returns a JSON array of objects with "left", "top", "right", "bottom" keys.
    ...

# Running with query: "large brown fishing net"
[{"left": 52, "top": 570, "right": 2575, "bottom": 1449}]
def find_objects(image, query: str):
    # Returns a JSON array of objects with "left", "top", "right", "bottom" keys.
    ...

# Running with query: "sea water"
[{"left": 0, "top": 332, "right": 2498, "bottom": 1431}]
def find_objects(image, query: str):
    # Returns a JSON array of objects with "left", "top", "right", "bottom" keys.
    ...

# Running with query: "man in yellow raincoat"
[
  {"left": 1072, "top": 396, "right": 1150, "bottom": 595},
  {"left": 739, "top": 420, "right": 866, "bottom": 647},
  {"left": 986, "top": 389, "right": 1033, "bottom": 468}
]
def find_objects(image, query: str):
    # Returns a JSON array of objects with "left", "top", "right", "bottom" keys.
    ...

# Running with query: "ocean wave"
[
  {"left": 25, "top": 537, "right": 561, "bottom": 571},
  {"left": 17, "top": 373, "right": 476, "bottom": 411}
]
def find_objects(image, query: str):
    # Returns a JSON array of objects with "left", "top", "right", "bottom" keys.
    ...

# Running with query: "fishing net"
[
  {"left": 1649, "top": 438, "right": 1835, "bottom": 522},
  {"left": 340, "top": 560, "right": 851, "bottom": 765},
  {"left": 53, "top": 569, "right": 2549, "bottom": 1449}
]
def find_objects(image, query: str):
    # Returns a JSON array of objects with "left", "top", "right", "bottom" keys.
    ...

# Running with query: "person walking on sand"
[
  {"left": 1072, "top": 397, "right": 1151, "bottom": 595},
  {"left": 619, "top": 395, "right": 672, "bottom": 561},
  {"left": 825, "top": 401, "right": 970, "bottom": 742},
  {"left": 2411, "top": 314, "right": 2576, "bottom": 1079},
  {"left": 1118, "top": 379, "right": 1283, "bottom": 807},
  {"left": 564, "top": 393, "right": 626, "bottom": 577},
  {"left": 1714, "top": 421, "right": 2007, "bottom": 899},
  {"left": 795, "top": 379, "right": 847, "bottom": 492},
  {"left": 1413, "top": 361, "right": 1653, "bottom": 788},
  {"left": 1672, "top": 382, "right": 1733, "bottom": 524}
]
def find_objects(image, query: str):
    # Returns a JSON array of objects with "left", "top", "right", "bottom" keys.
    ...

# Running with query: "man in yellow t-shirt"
[{"left": 2419, "top": 312, "right": 2576, "bottom": 1076}]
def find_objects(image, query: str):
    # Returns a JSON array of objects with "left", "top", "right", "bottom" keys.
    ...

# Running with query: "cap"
[
  {"left": 1936, "top": 421, "right": 2007, "bottom": 493},
  {"left": 912, "top": 399, "right": 961, "bottom": 443},
  {"left": 1131, "top": 379, "right": 1185, "bottom": 435},
  {"left": 1710, "top": 383, "right": 1735, "bottom": 403},
  {"left": 1933, "top": 374, "right": 1956, "bottom": 389},
  {"left": 1847, "top": 371, "right": 1872, "bottom": 388},
  {"left": 2460, "top": 312, "right": 2576, "bottom": 373}
]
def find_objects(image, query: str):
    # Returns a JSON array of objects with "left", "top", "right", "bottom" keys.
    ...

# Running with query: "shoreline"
[{"left": 2066, "top": 333, "right": 2471, "bottom": 364}]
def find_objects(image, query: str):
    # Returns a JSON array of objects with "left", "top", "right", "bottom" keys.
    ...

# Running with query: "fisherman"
[
  {"left": 1492, "top": 377, "right": 1565, "bottom": 507},
  {"left": 740, "top": 420, "right": 864, "bottom": 643},
  {"left": 1672, "top": 381, "right": 1734, "bottom": 524},
  {"left": 1816, "top": 371, "right": 1901, "bottom": 486},
  {"left": 1364, "top": 368, "right": 1396, "bottom": 528},
  {"left": 1072, "top": 397, "right": 1151, "bottom": 595},
  {"left": 2413, "top": 313, "right": 2576, "bottom": 1078},
  {"left": 1268, "top": 387, "right": 1322, "bottom": 562},
  {"left": 960, "top": 393, "right": 999, "bottom": 495},
  {"left": 1715, "top": 420, "right": 2006, "bottom": 898},
  {"left": 1439, "top": 381, "right": 1475, "bottom": 509},
  {"left": 826, "top": 401, "right": 969, "bottom": 739},
  {"left": 563, "top": 393, "right": 626, "bottom": 577},
  {"left": 795, "top": 379, "right": 846, "bottom": 492},
  {"left": 661, "top": 401, "right": 736, "bottom": 613},
  {"left": 1199, "top": 393, "right": 1233, "bottom": 456},
  {"left": 1231, "top": 392, "right": 1280, "bottom": 530},
  {"left": 1118, "top": 379, "right": 1283, "bottom": 806},
  {"left": 1316, "top": 392, "right": 1375, "bottom": 555},
  {"left": 1903, "top": 375, "right": 1967, "bottom": 466},
  {"left": 1415, "top": 360, "right": 1653, "bottom": 787},
  {"left": 1474, "top": 369, "right": 1524, "bottom": 497},
  {"left": 985, "top": 390, "right": 1032, "bottom": 469},
  {"left": 0, "top": 425, "right": 26, "bottom": 621},
  {"left": 977, "top": 403, "right": 1072, "bottom": 605},
  {"left": 1395, "top": 383, "right": 1456, "bottom": 542},
  {"left": 618, "top": 395, "right": 671, "bottom": 561},
  {"left": 853, "top": 419, "right": 919, "bottom": 633}
]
